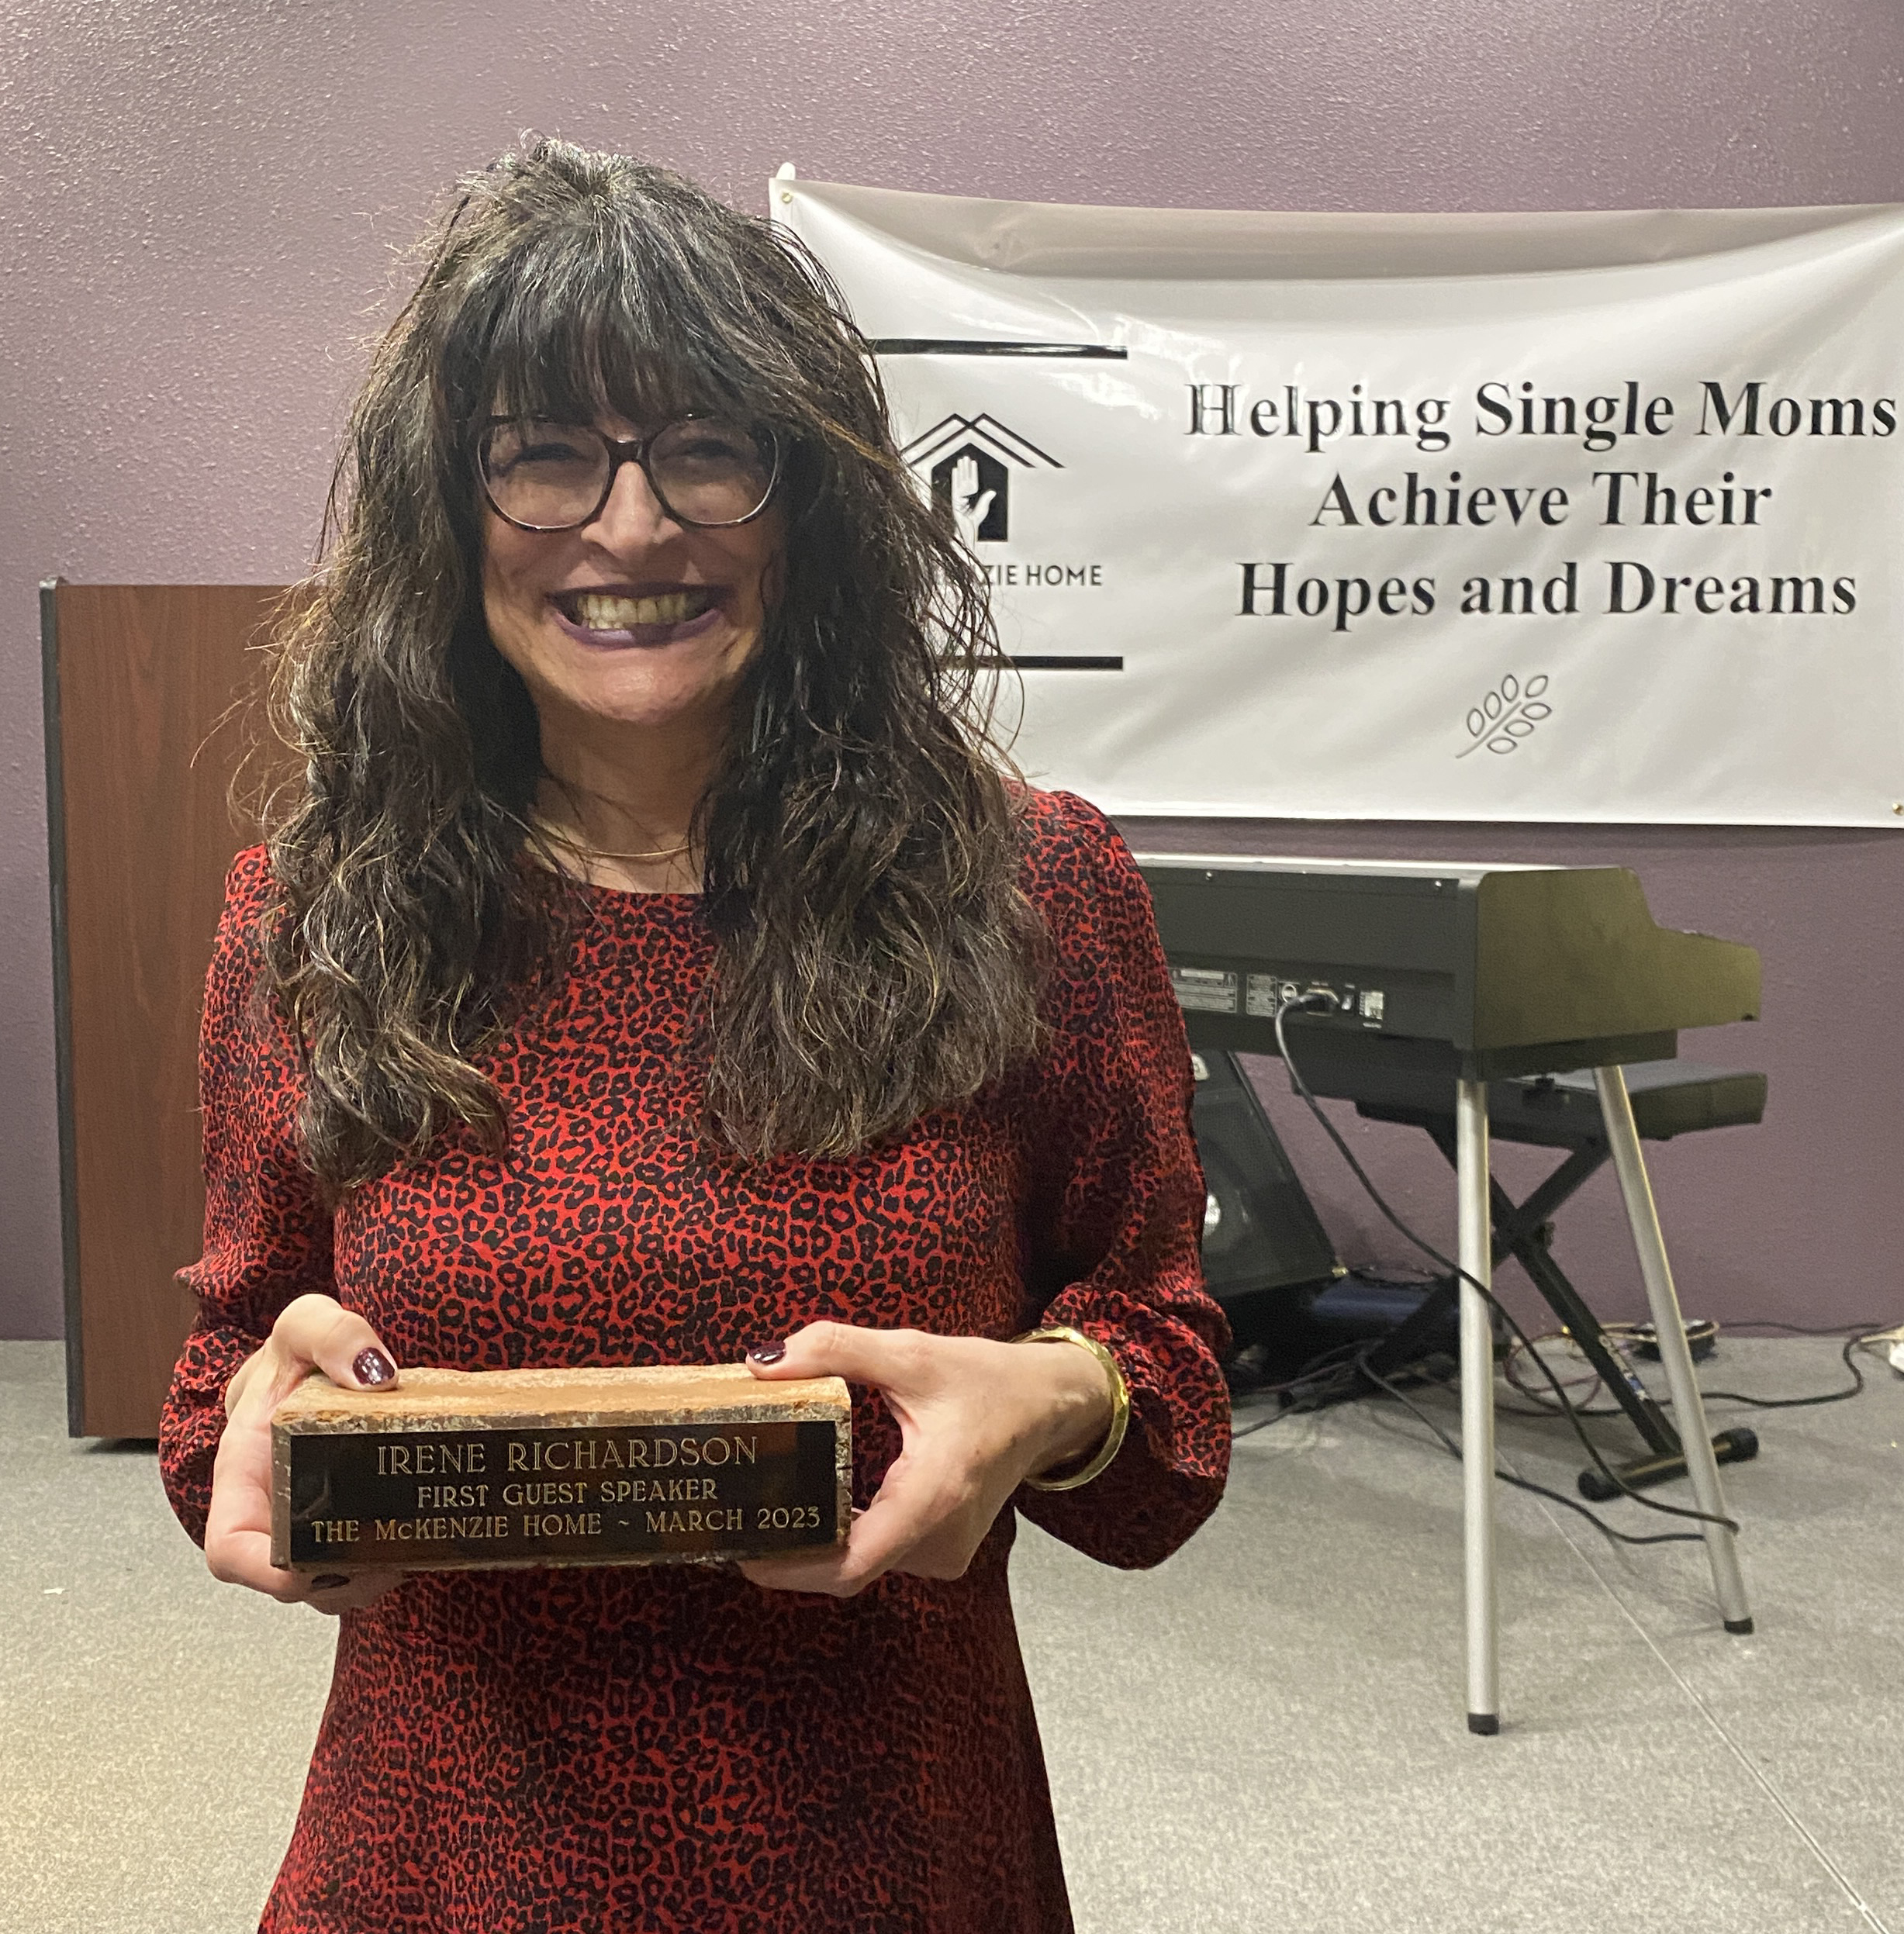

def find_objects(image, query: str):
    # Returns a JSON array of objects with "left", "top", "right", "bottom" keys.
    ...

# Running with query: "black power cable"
[
  {"left": 1725, "top": 1319, "right": 1896, "bottom": 1335},
  {"left": 1231, "top": 1332, "right": 1706, "bottom": 1547},
  {"left": 1269, "top": 995, "right": 1740, "bottom": 1538},
  {"left": 1229, "top": 1335, "right": 1456, "bottom": 1441},
  {"left": 1688, "top": 1335, "right": 1884, "bottom": 1408},
  {"left": 1501, "top": 1325, "right": 1888, "bottom": 1418},
  {"left": 1351, "top": 1349, "right": 1713, "bottom": 1549}
]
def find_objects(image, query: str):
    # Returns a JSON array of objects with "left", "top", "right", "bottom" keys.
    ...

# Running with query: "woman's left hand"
[{"left": 738, "top": 1322, "right": 1115, "bottom": 1598}]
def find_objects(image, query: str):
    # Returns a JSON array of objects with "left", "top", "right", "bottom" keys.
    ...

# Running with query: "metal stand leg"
[
  {"left": 1593, "top": 1066, "right": 1754, "bottom": 1634},
  {"left": 1457, "top": 1079, "right": 1501, "bottom": 1732}
]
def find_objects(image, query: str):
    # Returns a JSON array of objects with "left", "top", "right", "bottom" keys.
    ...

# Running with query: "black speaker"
[{"left": 1191, "top": 1049, "right": 1342, "bottom": 1344}]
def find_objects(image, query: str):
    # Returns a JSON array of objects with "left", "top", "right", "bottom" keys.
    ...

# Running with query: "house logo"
[{"left": 898, "top": 413, "right": 1062, "bottom": 544}]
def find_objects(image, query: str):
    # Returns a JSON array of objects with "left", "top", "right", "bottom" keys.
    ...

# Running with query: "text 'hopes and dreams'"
[
  {"left": 1239, "top": 559, "right": 1857, "bottom": 636},
  {"left": 1194, "top": 376, "right": 1891, "bottom": 634}
]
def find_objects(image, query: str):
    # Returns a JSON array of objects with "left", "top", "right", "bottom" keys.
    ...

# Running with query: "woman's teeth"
[{"left": 570, "top": 590, "right": 714, "bottom": 630}]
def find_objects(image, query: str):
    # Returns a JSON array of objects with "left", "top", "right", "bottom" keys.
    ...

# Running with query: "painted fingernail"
[
  {"left": 352, "top": 1348, "right": 396, "bottom": 1387},
  {"left": 311, "top": 1574, "right": 349, "bottom": 1591},
  {"left": 747, "top": 1340, "right": 787, "bottom": 1366}
]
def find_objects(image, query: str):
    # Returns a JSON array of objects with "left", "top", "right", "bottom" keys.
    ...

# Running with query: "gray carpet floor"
[{"left": 4, "top": 1336, "right": 1901, "bottom": 1932}]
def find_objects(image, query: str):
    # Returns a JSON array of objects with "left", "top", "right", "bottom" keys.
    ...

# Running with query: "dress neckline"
[
  {"left": 524, "top": 851, "right": 703, "bottom": 904},
  {"left": 575, "top": 879, "right": 703, "bottom": 903}
]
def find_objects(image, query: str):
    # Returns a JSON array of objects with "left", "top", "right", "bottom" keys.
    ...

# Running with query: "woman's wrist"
[{"left": 1011, "top": 1328, "right": 1131, "bottom": 1491}]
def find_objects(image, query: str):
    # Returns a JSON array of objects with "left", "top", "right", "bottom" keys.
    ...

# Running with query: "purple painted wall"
[{"left": 3, "top": 0, "right": 1901, "bottom": 1337}]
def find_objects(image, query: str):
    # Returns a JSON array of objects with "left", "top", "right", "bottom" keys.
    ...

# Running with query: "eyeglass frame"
[{"left": 475, "top": 413, "right": 784, "bottom": 534}]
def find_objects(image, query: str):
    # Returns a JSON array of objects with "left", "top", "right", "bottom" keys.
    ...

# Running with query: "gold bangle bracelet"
[{"left": 1013, "top": 1325, "right": 1132, "bottom": 1493}]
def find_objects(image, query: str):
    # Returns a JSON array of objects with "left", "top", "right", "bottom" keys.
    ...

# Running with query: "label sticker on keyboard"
[{"left": 1170, "top": 966, "right": 1238, "bottom": 1014}]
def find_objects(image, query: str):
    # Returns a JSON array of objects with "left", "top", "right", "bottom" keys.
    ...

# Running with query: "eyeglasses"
[{"left": 477, "top": 415, "right": 782, "bottom": 532}]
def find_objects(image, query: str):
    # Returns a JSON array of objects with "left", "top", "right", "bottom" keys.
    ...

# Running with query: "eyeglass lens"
[{"left": 481, "top": 419, "right": 776, "bottom": 529}]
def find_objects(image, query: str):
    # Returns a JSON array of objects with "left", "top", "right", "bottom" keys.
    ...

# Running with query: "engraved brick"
[{"left": 271, "top": 1363, "right": 850, "bottom": 1572}]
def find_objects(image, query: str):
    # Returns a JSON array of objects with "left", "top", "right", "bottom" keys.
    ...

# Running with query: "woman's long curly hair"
[{"left": 263, "top": 138, "right": 1044, "bottom": 1194}]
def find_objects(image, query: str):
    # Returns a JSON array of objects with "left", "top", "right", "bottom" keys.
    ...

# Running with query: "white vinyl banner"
[{"left": 776, "top": 178, "right": 1904, "bottom": 826}]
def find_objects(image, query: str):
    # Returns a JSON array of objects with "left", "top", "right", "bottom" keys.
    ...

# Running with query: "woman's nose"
[{"left": 586, "top": 456, "right": 681, "bottom": 550}]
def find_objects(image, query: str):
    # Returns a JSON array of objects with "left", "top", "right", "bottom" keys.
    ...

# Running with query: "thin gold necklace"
[{"left": 532, "top": 816, "right": 691, "bottom": 865}]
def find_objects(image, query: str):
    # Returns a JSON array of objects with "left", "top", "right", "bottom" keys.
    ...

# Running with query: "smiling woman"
[
  {"left": 261, "top": 142, "right": 1047, "bottom": 1180},
  {"left": 477, "top": 402, "right": 785, "bottom": 875},
  {"left": 157, "top": 139, "right": 1229, "bottom": 1934}
]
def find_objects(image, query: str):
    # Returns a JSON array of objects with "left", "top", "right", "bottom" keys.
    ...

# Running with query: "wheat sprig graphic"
[{"left": 1457, "top": 672, "right": 1553, "bottom": 758}]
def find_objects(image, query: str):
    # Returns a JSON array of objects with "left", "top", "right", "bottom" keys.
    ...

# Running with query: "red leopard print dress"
[{"left": 160, "top": 789, "right": 1231, "bottom": 1934}]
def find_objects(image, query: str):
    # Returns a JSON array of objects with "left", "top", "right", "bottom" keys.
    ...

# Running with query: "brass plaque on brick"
[{"left": 271, "top": 1363, "right": 850, "bottom": 1572}]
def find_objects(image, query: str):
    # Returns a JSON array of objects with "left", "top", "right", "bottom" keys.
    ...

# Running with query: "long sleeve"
[
  {"left": 1012, "top": 793, "right": 1231, "bottom": 1568},
  {"left": 158, "top": 848, "right": 333, "bottom": 1546}
]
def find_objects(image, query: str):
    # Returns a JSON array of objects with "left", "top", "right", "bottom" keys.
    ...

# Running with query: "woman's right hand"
[{"left": 205, "top": 1293, "right": 406, "bottom": 1616}]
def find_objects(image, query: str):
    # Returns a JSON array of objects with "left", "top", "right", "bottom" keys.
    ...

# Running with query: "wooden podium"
[{"left": 42, "top": 581, "right": 287, "bottom": 1438}]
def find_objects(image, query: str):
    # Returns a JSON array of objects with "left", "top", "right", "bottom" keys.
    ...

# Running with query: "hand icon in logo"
[{"left": 950, "top": 454, "right": 996, "bottom": 547}]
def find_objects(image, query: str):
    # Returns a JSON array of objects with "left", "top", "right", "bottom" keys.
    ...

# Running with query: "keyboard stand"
[
  {"left": 1593, "top": 1067, "right": 1754, "bottom": 1641},
  {"left": 1455, "top": 1081, "right": 1500, "bottom": 1732},
  {"left": 1363, "top": 1073, "right": 1764, "bottom": 1500},
  {"left": 1343, "top": 1061, "right": 1760, "bottom": 1730}
]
